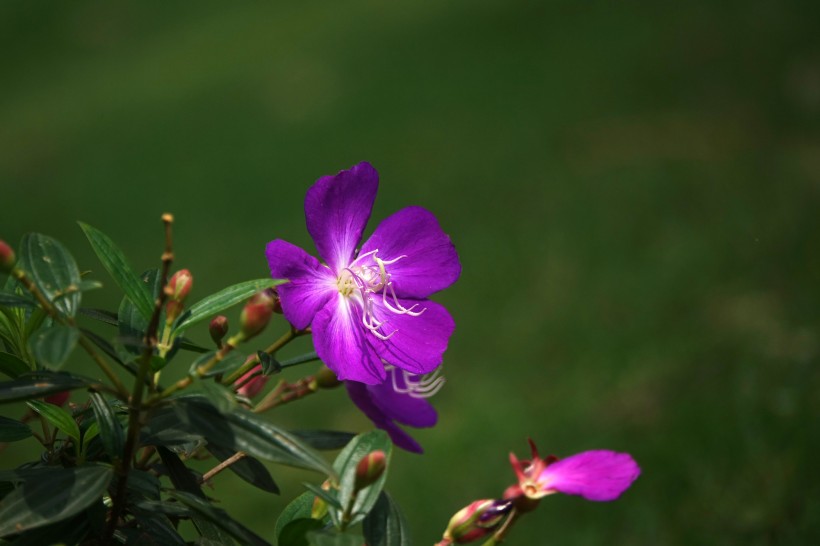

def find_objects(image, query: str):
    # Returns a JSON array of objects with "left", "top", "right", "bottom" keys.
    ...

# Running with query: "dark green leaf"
[
  {"left": 292, "top": 431, "right": 355, "bottom": 451},
  {"left": 332, "top": 430, "right": 392, "bottom": 527},
  {"left": 0, "top": 351, "right": 30, "bottom": 379},
  {"left": 26, "top": 399, "right": 81, "bottom": 445},
  {"left": 131, "top": 499, "right": 193, "bottom": 518},
  {"left": 0, "top": 416, "right": 32, "bottom": 442},
  {"left": 78, "top": 307, "right": 119, "bottom": 327},
  {"left": 0, "top": 464, "right": 112, "bottom": 536},
  {"left": 207, "top": 444, "right": 280, "bottom": 494},
  {"left": 363, "top": 492, "right": 412, "bottom": 546},
  {"left": 78, "top": 222, "right": 155, "bottom": 320},
  {"left": 0, "top": 372, "right": 92, "bottom": 403},
  {"left": 31, "top": 325, "right": 79, "bottom": 370},
  {"left": 17, "top": 233, "right": 81, "bottom": 317},
  {"left": 178, "top": 337, "right": 210, "bottom": 353},
  {"left": 169, "top": 491, "right": 269, "bottom": 546},
  {"left": 0, "top": 291, "right": 36, "bottom": 309},
  {"left": 306, "top": 531, "right": 364, "bottom": 546},
  {"left": 6, "top": 513, "right": 89, "bottom": 546},
  {"left": 172, "top": 278, "right": 287, "bottom": 335},
  {"left": 137, "top": 514, "right": 187, "bottom": 545},
  {"left": 274, "top": 492, "right": 316, "bottom": 546},
  {"left": 51, "top": 280, "right": 103, "bottom": 302},
  {"left": 258, "top": 351, "right": 281, "bottom": 376},
  {"left": 126, "top": 470, "right": 161, "bottom": 500},
  {"left": 117, "top": 269, "right": 160, "bottom": 357},
  {"left": 89, "top": 392, "right": 125, "bottom": 459},
  {"left": 279, "top": 519, "right": 323, "bottom": 546},
  {"left": 302, "top": 482, "right": 341, "bottom": 509}
]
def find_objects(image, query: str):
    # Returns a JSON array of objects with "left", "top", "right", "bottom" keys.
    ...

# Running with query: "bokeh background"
[{"left": 2, "top": 1, "right": 820, "bottom": 544}]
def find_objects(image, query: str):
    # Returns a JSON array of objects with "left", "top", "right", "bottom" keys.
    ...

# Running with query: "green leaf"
[
  {"left": 0, "top": 416, "right": 33, "bottom": 442},
  {"left": 0, "top": 464, "right": 112, "bottom": 536},
  {"left": 6, "top": 513, "right": 90, "bottom": 546},
  {"left": 363, "top": 492, "right": 412, "bottom": 546},
  {"left": 172, "top": 278, "right": 286, "bottom": 335},
  {"left": 169, "top": 491, "right": 269, "bottom": 546},
  {"left": 31, "top": 325, "right": 79, "bottom": 370},
  {"left": 279, "top": 519, "right": 324, "bottom": 546},
  {"left": 143, "top": 397, "right": 335, "bottom": 478},
  {"left": 0, "top": 351, "right": 30, "bottom": 378},
  {"left": 17, "top": 233, "right": 82, "bottom": 317},
  {"left": 78, "top": 307, "right": 119, "bottom": 327},
  {"left": 258, "top": 351, "right": 282, "bottom": 375},
  {"left": 0, "top": 290, "right": 36, "bottom": 308},
  {"left": 116, "top": 269, "right": 161, "bottom": 357},
  {"left": 78, "top": 222, "right": 155, "bottom": 320},
  {"left": 207, "top": 444, "right": 280, "bottom": 494},
  {"left": 331, "top": 430, "right": 392, "bottom": 527},
  {"left": 274, "top": 492, "right": 316, "bottom": 546},
  {"left": 51, "top": 280, "right": 103, "bottom": 302},
  {"left": 306, "top": 531, "right": 364, "bottom": 546},
  {"left": 27, "top": 399, "right": 81, "bottom": 445},
  {"left": 302, "top": 482, "right": 342, "bottom": 509},
  {"left": 0, "top": 372, "right": 92, "bottom": 404},
  {"left": 292, "top": 430, "right": 355, "bottom": 451},
  {"left": 81, "top": 421, "right": 100, "bottom": 454},
  {"left": 89, "top": 392, "right": 125, "bottom": 459}
]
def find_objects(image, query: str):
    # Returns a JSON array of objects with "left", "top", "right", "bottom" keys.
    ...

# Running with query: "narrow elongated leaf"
[
  {"left": 207, "top": 443, "right": 280, "bottom": 494},
  {"left": 31, "top": 325, "right": 80, "bottom": 370},
  {"left": 172, "top": 278, "right": 286, "bottom": 335},
  {"left": 27, "top": 399, "right": 81, "bottom": 445},
  {"left": 78, "top": 307, "right": 119, "bottom": 327},
  {"left": 292, "top": 431, "right": 355, "bottom": 451},
  {"left": 78, "top": 222, "right": 154, "bottom": 320},
  {"left": 89, "top": 392, "right": 125, "bottom": 459},
  {"left": 0, "top": 373, "right": 92, "bottom": 403},
  {"left": 0, "top": 351, "right": 30, "bottom": 378},
  {"left": 17, "top": 233, "right": 82, "bottom": 317},
  {"left": 0, "top": 416, "right": 32, "bottom": 442},
  {"left": 306, "top": 531, "right": 364, "bottom": 546},
  {"left": 302, "top": 482, "right": 341, "bottom": 509},
  {"left": 0, "top": 290, "right": 36, "bottom": 308},
  {"left": 332, "top": 430, "right": 392, "bottom": 527},
  {"left": 0, "top": 464, "right": 112, "bottom": 537},
  {"left": 6, "top": 513, "right": 89, "bottom": 546},
  {"left": 169, "top": 491, "right": 269, "bottom": 546},
  {"left": 363, "top": 492, "right": 412, "bottom": 546}
]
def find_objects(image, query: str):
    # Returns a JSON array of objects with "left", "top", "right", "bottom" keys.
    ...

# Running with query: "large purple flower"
[
  {"left": 266, "top": 162, "right": 461, "bottom": 384},
  {"left": 345, "top": 366, "right": 443, "bottom": 453}
]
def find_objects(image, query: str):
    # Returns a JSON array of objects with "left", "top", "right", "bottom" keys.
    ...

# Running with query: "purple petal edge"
[{"left": 541, "top": 450, "right": 641, "bottom": 502}]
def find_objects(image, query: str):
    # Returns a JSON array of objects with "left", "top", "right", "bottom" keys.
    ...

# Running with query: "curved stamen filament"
[{"left": 387, "top": 365, "right": 446, "bottom": 399}]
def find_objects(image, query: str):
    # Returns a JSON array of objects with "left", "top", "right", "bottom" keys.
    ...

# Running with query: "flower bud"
[
  {"left": 234, "top": 362, "right": 268, "bottom": 398},
  {"left": 354, "top": 450, "right": 387, "bottom": 491},
  {"left": 441, "top": 499, "right": 511, "bottom": 544},
  {"left": 311, "top": 480, "right": 333, "bottom": 519},
  {"left": 0, "top": 240, "right": 16, "bottom": 273},
  {"left": 314, "top": 366, "right": 341, "bottom": 389},
  {"left": 239, "top": 290, "right": 275, "bottom": 339},
  {"left": 44, "top": 391, "right": 70, "bottom": 407},
  {"left": 209, "top": 315, "right": 229, "bottom": 346},
  {"left": 165, "top": 269, "right": 193, "bottom": 323}
]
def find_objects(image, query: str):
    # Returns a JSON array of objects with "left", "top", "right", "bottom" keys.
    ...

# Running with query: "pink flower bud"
[
  {"left": 167, "top": 269, "right": 193, "bottom": 301},
  {"left": 44, "top": 391, "right": 71, "bottom": 407},
  {"left": 441, "top": 499, "right": 511, "bottom": 544},
  {"left": 0, "top": 240, "right": 16, "bottom": 273},
  {"left": 234, "top": 362, "right": 268, "bottom": 398},
  {"left": 239, "top": 290, "right": 275, "bottom": 339},
  {"left": 209, "top": 315, "right": 229, "bottom": 346},
  {"left": 354, "top": 450, "right": 387, "bottom": 491}
]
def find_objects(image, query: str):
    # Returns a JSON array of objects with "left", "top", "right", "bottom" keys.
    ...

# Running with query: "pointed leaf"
[
  {"left": 78, "top": 222, "right": 154, "bottom": 319},
  {"left": 27, "top": 399, "right": 81, "bottom": 445},
  {"left": 302, "top": 482, "right": 341, "bottom": 509},
  {"left": 31, "top": 325, "right": 79, "bottom": 370},
  {"left": 169, "top": 491, "right": 269, "bottom": 546},
  {"left": 274, "top": 491, "right": 316, "bottom": 546},
  {"left": 172, "top": 278, "right": 286, "bottom": 335},
  {"left": 89, "top": 392, "right": 125, "bottom": 459},
  {"left": 0, "top": 464, "right": 112, "bottom": 536},
  {"left": 0, "top": 290, "right": 36, "bottom": 308},
  {"left": 0, "top": 351, "right": 30, "bottom": 378},
  {"left": 0, "top": 416, "right": 33, "bottom": 442},
  {"left": 332, "top": 430, "right": 392, "bottom": 527},
  {"left": 207, "top": 444, "right": 280, "bottom": 494},
  {"left": 292, "top": 431, "right": 355, "bottom": 451},
  {"left": 363, "top": 492, "right": 412, "bottom": 546},
  {"left": 0, "top": 372, "right": 92, "bottom": 403},
  {"left": 17, "top": 233, "right": 82, "bottom": 317},
  {"left": 78, "top": 307, "right": 119, "bottom": 327}
]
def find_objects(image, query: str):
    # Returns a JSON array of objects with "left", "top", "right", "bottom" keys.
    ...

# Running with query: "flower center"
[{"left": 335, "top": 249, "right": 426, "bottom": 340}]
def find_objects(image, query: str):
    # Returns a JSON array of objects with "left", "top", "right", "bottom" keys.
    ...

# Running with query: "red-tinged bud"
[
  {"left": 314, "top": 366, "right": 341, "bottom": 389},
  {"left": 354, "top": 450, "right": 387, "bottom": 491},
  {"left": 44, "top": 391, "right": 70, "bottom": 407},
  {"left": 441, "top": 499, "right": 512, "bottom": 544},
  {"left": 234, "top": 362, "right": 268, "bottom": 398},
  {"left": 239, "top": 290, "right": 275, "bottom": 339},
  {"left": 165, "top": 269, "right": 193, "bottom": 323},
  {"left": 0, "top": 240, "right": 16, "bottom": 273},
  {"left": 209, "top": 315, "right": 229, "bottom": 346}
]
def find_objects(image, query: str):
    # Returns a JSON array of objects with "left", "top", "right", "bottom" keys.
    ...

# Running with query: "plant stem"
[
  {"left": 481, "top": 509, "right": 519, "bottom": 546},
  {"left": 253, "top": 375, "right": 317, "bottom": 413},
  {"left": 200, "top": 451, "right": 247, "bottom": 483},
  {"left": 221, "top": 327, "right": 305, "bottom": 385}
]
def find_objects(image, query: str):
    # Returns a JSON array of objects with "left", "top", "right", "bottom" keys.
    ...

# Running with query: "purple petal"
[
  {"left": 540, "top": 450, "right": 640, "bottom": 502},
  {"left": 312, "top": 296, "right": 385, "bottom": 384},
  {"left": 358, "top": 206, "right": 461, "bottom": 299},
  {"left": 345, "top": 381, "right": 424, "bottom": 453},
  {"left": 265, "top": 239, "right": 336, "bottom": 330},
  {"left": 305, "top": 162, "right": 379, "bottom": 274},
  {"left": 368, "top": 378, "right": 438, "bottom": 428},
  {"left": 368, "top": 297, "right": 455, "bottom": 375}
]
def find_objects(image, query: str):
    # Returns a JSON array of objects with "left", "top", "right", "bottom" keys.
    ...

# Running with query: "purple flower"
[
  {"left": 266, "top": 162, "right": 461, "bottom": 384},
  {"left": 344, "top": 366, "right": 443, "bottom": 453},
  {"left": 505, "top": 440, "right": 640, "bottom": 502}
]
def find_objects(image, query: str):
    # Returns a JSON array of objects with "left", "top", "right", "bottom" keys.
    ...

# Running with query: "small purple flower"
[
  {"left": 345, "top": 365, "right": 444, "bottom": 453},
  {"left": 506, "top": 440, "right": 640, "bottom": 502},
  {"left": 266, "top": 162, "right": 460, "bottom": 384}
]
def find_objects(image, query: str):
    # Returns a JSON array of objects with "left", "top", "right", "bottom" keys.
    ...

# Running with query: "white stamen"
[{"left": 387, "top": 365, "right": 446, "bottom": 399}]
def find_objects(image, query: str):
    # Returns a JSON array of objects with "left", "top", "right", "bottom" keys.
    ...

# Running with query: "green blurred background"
[{"left": 2, "top": 0, "right": 820, "bottom": 544}]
